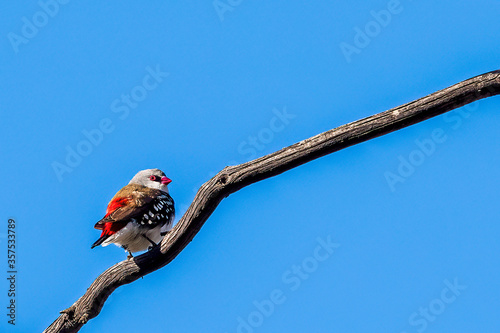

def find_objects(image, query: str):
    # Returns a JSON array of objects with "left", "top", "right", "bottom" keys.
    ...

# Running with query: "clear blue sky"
[{"left": 1, "top": 1, "right": 499, "bottom": 332}]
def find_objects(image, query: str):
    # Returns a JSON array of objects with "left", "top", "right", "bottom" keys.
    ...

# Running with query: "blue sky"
[{"left": 1, "top": 1, "right": 499, "bottom": 332}]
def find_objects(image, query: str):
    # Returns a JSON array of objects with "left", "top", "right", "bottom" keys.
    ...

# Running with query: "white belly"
[{"left": 102, "top": 222, "right": 171, "bottom": 253}]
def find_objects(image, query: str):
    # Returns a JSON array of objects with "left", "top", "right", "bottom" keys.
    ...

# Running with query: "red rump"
[
  {"left": 101, "top": 221, "right": 125, "bottom": 236},
  {"left": 94, "top": 197, "right": 130, "bottom": 236}
]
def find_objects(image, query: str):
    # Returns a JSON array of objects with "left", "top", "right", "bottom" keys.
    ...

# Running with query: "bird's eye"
[{"left": 149, "top": 175, "right": 157, "bottom": 181}]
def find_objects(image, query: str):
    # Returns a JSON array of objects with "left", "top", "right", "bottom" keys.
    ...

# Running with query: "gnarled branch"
[{"left": 44, "top": 70, "right": 500, "bottom": 333}]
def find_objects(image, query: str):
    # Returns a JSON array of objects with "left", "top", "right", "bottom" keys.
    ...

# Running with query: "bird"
[{"left": 91, "top": 168, "right": 175, "bottom": 258}]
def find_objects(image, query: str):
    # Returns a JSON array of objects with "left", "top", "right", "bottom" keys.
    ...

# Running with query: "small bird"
[{"left": 91, "top": 168, "right": 175, "bottom": 258}]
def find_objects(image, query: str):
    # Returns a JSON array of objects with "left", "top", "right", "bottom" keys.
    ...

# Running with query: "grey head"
[{"left": 129, "top": 168, "right": 172, "bottom": 192}]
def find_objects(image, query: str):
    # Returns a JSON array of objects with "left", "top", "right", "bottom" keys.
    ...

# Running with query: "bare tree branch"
[{"left": 44, "top": 70, "right": 500, "bottom": 333}]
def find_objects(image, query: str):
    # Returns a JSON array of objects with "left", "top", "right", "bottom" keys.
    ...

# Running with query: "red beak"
[{"left": 161, "top": 176, "right": 172, "bottom": 185}]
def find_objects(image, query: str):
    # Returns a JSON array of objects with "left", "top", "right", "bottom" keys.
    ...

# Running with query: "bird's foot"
[
  {"left": 147, "top": 243, "right": 160, "bottom": 251},
  {"left": 143, "top": 235, "right": 159, "bottom": 250},
  {"left": 122, "top": 246, "right": 134, "bottom": 259}
]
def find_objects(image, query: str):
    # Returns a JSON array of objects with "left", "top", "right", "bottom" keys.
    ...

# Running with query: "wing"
[
  {"left": 127, "top": 191, "right": 175, "bottom": 229},
  {"left": 94, "top": 184, "right": 174, "bottom": 231}
]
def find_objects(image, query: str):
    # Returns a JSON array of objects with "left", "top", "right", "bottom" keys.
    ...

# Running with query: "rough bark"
[{"left": 44, "top": 70, "right": 500, "bottom": 333}]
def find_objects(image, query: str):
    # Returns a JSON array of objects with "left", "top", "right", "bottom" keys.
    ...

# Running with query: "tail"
[
  {"left": 92, "top": 220, "right": 124, "bottom": 249},
  {"left": 91, "top": 234, "right": 111, "bottom": 249}
]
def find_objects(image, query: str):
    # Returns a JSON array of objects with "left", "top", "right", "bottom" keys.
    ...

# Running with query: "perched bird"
[{"left": 91, "top": 169, "right": 175, "bottom": 258}]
